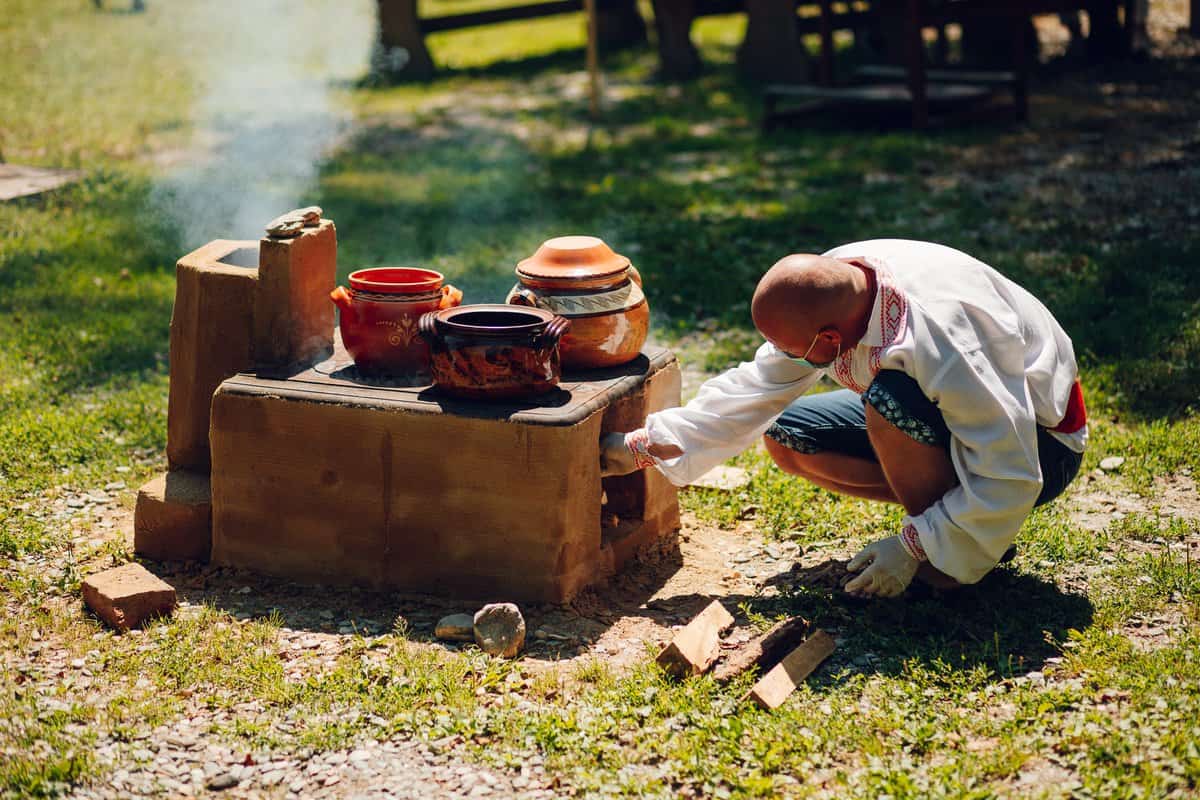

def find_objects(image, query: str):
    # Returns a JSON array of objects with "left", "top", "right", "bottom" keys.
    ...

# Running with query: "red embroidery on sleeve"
[
  {"left": 900, "top": 523, "right": 928, "bottom": 562},
  {"left": 624, "top": 429, "right": 657, "bottom": 470}
]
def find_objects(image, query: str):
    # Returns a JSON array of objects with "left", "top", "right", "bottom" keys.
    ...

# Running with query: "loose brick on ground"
[{"left": 82, "top": 563, "right": 177, "bottom": 631}]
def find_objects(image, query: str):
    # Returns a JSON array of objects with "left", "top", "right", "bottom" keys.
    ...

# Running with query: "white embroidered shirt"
[{"left": 640, "top": 239, "right": 1088, "bottom": 584}]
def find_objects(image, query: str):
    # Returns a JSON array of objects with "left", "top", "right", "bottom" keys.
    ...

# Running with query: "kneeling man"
[{"left": 602, "top": 239, "right": 1087, "bottom": 598}]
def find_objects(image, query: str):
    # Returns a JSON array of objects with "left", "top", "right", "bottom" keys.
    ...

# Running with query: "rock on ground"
[
  {"left": 474, "top": 603, "right": 526, "bottom": 658},
  {"left": 434, "top": 613, "right": 475, "bottom": 642}
]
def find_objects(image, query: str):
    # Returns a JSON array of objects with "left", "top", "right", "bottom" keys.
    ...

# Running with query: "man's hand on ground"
[{"left": 844, "top": 535, "right": 919, "bottom": 598}]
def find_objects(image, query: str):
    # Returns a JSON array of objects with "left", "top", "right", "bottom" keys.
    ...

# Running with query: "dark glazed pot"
[{"left": 418, "top": 304, "right": 571, "bottom": 400}]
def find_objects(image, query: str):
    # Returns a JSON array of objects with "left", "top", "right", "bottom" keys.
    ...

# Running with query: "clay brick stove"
[{"left": 135, "top": 215, "right": 681, "bottom": 603}]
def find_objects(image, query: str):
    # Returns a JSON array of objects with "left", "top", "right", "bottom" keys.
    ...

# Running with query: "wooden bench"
[
  {"left": 764, "top": 0, "right": 1140, "bottom": 129},
  {"left": 374, "top": 0, "right": 645, "bottom": 80}
]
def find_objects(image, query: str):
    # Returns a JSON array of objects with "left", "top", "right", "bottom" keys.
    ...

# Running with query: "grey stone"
[
  {"left": 473, "top": 603, "right": 525, "bottom": 658},
  {"left": 435, "top": 613, "right": 475, "bottom": 642},
  {"left": 1100, "top": 456, "right": 1126, "bottom": 471},
  {"left": 207, "top": 771, "right": 238, "bottom": 790},
  {"left": 265, "top": 206, "right": 323, "bottom": 238}
]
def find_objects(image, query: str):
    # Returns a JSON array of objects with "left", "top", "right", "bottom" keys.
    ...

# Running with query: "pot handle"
[
  {"left": 508, "top": 287, "right": 540, "bottom": 308},
  {"left": 439, "top": 284, "right": 463, "bottom": 309},
  {"left": 418, "top": 311, "right": 439, "bottom": 340},
  {"left": 329, "top": 286, "right": 356, "bottom": 324},
  {"left": 627, "top": 265, "right": 643, "bottom": 288},
  {"left": 537, "top": 315, "right": 571, "bottom": 349}
]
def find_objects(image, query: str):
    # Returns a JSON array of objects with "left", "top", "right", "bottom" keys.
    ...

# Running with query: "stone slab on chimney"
[
  {"left": 254, "top": 220, "right": 336, "bottom": 371},
  {"left": 134, "top": 470, "right": 212, "bottom": 562},
  {"left": 82, "top": 563, "right": 177, "bottom": 631},
  {"left": 166, "top": 239, "right": 258, "bottom": 471}
]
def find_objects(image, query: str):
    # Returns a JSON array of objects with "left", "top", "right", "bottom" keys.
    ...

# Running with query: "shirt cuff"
[
  {"left": 624, "top": 429, "right": 657, "bottom": 471},
  {"left": 899, "top": 522, "right": 928, "bottom": 562}
]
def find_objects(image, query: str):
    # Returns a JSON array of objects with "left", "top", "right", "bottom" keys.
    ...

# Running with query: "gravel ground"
[{"left": 68, "top": 733, "right": 553, "bottom": 799}]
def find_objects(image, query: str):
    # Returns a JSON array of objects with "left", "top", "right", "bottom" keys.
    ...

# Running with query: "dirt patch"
[
  {"left": 1122, "top": 609, "right": 1193, "bottom": 653},
  {"left": 1005, "top": 756, "right": 1080, "bottom": 796},
  {"left": 1069, "top": 472, "right": 1200, "bottom": 532},
  {"left": 49, "top": 504, "right": 819, "bottom": 674},
  {"left": 1158, "top": 473, "right": 1200, "bottom": 521}
]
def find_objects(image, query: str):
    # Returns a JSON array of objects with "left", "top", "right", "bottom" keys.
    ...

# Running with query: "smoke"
[{"left": 152, "top": 0, "right": 375, "bottom": 249}]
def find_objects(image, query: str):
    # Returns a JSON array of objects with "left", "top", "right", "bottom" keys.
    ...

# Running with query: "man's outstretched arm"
[{"left": 601, "top": 342, "right": 822, "bottom": 483}]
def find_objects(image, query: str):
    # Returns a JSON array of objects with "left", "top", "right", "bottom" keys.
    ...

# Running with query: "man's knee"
[{"left": 763, "top": 434, "right": 816, "bottom": 477}]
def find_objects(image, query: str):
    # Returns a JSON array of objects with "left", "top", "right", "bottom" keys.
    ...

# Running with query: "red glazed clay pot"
[
  {"left": 506, "top": 235, "right": 648, "bottom": 370},
  {"left": 418, "top": 305, "right": 570, "bottom": 400},
  {"left": 330, "top": 267, "right": 463, "bottom": 376}
]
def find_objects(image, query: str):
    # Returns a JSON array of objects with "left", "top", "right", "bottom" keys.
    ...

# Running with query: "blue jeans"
[{"left": 765, "top": 370, "right": 1082, "bottom": 507}]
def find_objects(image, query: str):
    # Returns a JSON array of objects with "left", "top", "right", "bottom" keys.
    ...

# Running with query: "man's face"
[{"left": 765, "top": 326, "right": 842, "bottom": 367}]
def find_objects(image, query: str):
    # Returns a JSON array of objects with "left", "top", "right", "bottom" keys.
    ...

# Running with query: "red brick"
[
  {"left": 254, "top": 220, "right": 336, "bottom": 370},
  {"left": 166, "top": 239, "right": 258, "bottom": 470},
  {"left": 134, "top": 471, "right": 212, "bottom": 562},
  {"left": 81, "top": 563, "right": 177, "bottom": 631}
]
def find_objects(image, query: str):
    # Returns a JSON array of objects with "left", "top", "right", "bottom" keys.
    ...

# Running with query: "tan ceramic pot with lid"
[{"left": 506, "top": 235, "right": 649, "bottom": 370}]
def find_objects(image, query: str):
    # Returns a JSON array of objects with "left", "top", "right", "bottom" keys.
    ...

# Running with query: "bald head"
[{"left": 751, "top": 254, "right": 871, "bottom": 360}]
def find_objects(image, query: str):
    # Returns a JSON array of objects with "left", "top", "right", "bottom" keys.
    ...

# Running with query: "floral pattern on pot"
[{"left": 330, "top": 268, "right": 462, "bottom": 376}]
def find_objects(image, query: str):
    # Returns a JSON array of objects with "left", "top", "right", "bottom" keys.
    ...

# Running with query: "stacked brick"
[{"left": 135, "top": 220, "right": 337, "bottom": 562}]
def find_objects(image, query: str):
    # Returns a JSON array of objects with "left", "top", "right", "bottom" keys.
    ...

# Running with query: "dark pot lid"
[{"left": 516, "top": 235, "right": 631, "bottom": 280}]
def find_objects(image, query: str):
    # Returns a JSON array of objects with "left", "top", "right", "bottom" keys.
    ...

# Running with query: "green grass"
[{"left": 3, "top": 0, "right": 1200, "bottom": 796}]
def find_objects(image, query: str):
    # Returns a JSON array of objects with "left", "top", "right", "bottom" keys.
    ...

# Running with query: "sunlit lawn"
[{"left": 2, "top": 0, "right": 1199, "bottom": 796}]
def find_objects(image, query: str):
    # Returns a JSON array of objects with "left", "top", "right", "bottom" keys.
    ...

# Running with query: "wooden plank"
[
  {"left": 761, "top": 82, "right": 992, "bottom": 105},
  {"left": 655, "top": 600, "right": 735, "bottom": 678},
  {"left": 712, "top": 615, "right": 809, "bottom": 683},
  {"left": 422, "top": 0, "right": 582, "bottom": 32},
  {"left": 744, "top": 629, "right": 836, "bottom": 709},
  {"left": 0, "top": 164, "right": 82, "bottom": 201},
  {"left": 855, "top": 64, "right": 1017, "bottom": 85}
]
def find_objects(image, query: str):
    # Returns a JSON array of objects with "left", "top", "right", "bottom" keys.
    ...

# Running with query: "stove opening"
[
  {"left": 600, "top": 472, "right": 645, "bottom": 546},
  {"left": 218, "top": 246, "right": 259, "bottom": 269}
]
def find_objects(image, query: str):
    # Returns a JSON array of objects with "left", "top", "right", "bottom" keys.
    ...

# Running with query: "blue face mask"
[{"left": 783, "top": 332, "right": 839, "bottom": 370}]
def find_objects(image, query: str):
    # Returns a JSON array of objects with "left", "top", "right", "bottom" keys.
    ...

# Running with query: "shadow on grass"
[
  {"left": 759, "top": 557, "right": 1094, "bottom": 679},
  {"left": 140, "top": 538, "right": 1087, "bottom": 689}
]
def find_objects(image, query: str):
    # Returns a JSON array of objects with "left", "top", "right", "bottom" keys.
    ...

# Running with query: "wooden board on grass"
[
  {"left": 655, "top": 599, "right": 734, "bottom": 678},
  {"left": 744, "top": 629, "right": 836, "bottom": 709}
]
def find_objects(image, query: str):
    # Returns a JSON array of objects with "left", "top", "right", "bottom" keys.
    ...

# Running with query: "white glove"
[
  {"left": 600, "top": 432, "right": 637, "bottom": 477},
  {"left": 844, "top": 535, "right": 919, "bottom": 598}
]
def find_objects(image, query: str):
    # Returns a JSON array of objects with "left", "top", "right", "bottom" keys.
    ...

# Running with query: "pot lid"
[{"left": 516, "top": 235, "right": 631, "bottom": 280}]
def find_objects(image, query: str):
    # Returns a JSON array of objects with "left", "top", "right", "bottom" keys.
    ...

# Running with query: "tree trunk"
[
  {"left": 374, "top": 0, "right": 436, "bottom": 82},
  {"left": 596, "top": 0, "right": 647, "bottom": 50},
  {"left": 737, "top": 0, "right": 812, "bottom": 82},
  {"left": 651, "top": 0, "right": 702, "bottom": 79},
  {"left": 1084, "top": 0, "right": 1128, "bottom": 60}
]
